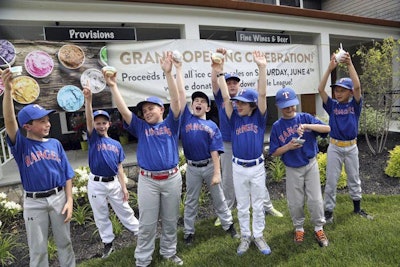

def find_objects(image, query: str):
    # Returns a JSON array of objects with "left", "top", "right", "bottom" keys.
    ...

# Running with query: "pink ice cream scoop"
[{"left": 24, "top": 50, "right": 54, "bottom": 78}]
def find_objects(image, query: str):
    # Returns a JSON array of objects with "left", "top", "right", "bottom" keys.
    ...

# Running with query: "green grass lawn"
[{"left": 79, "top": 194, "right": 400, "bottom": 267}]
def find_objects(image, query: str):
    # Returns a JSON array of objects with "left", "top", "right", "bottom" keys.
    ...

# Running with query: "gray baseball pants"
[
  {"left": 285, "top": 157, "right": 325, "bottom": 230},
  {"left": 23, "top": 190, "right": 75, "bottom": 267},
  {"left": 135, "top": 171, "right": 182, "bottom": 267},
  {"left": 324, "top": 143, "right": 362, "bottom": 212},
  {"left": 184, "top": 162, "right": 234, "bottom": 235}
]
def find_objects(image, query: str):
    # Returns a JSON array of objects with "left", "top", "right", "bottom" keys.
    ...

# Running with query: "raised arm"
[
  {"left": 345, "top": 53, "right": 361, "bottom": 102},
  {"left": 211, "top": 48, "right": 227, "bottom": 94},
  {"left": 254, "top": 51, "right": 267, "bottom": 115},
  {"left": 213, "top": 59, "right": 233, "bottom": 118},
  {"left": 83, "top": 81, "right": 94, "bottom": 136},
  {"left": 1, "top": 69, "right": 18, "bottom": 143},
  {"left": 318, "top": 54, "right": 337, "bottom": 105},
  {"left": 161, "top": 51, "right": 180, "bottom": 118},
  {"left": 172, "top": 53, "right": 187, "bottom": 114},
  {"left": 103, "top": 69, "right": 133, "bottom": 125}
]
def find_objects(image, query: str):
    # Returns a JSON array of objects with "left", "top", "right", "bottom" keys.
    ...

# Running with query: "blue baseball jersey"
[
  {"left": 214, "top": 90, "right": 234, "bottom": 142},
  {"left": 229, "top": 108, "right": 267, "bottom": 160},
  {"left": 180, "top": 105, "right": 224, "bottom": 161},
  {"left": 125, "top": 107, "right": 181, "bottom": 171},
  {"left": 323, "top": 97, "right": 362, "bottom": 140},
  {"left": 269, "top": 113, "right": 327, "bottom": 168},
  {"left": 7, "top": 130, "right": 74, "bottom": 192},
  {"left": 88, "top": 130, "right": 125, "bottom": 177}
]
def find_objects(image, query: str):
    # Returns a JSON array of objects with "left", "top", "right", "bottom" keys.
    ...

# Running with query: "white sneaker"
[
  {"left": 266, "top": 208, "right": 283, "bottom": 217},
  {"left": 237, "top": 236, "right": 251, "bottom": 255},
  {"left": 164, "top": 254, "right": 183, "bottom": 266},
  {"left": 214, "top": 217, "right": 221, "bottom": 226},
  {"left": 253, "top": 236, "right": 271, "bottom": 255}
]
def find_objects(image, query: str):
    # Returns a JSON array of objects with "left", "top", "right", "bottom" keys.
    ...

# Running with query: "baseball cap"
[
  {"left": 275, "top": 87, "right": 299, "bottom": 109},
  {"left": 330, "top": 77, "right": 353, "bottom": 90},
  {"left": 224, "top": 73, "right": 241, "bottom": 82},
  {"left": 231, "top": 88, "right": 258, "bottom": 103},
  {"left": 137, "top": 96, "right": 164, "bottom": 111},
  {"left": 17, "top": 104, "right": 55, "bottom": 127},
  {"left": 191, "top": 91, "right": 211, "bottom": 107},
  {"left": 93, "top": 110, "right": 110, "bottom": 120}
]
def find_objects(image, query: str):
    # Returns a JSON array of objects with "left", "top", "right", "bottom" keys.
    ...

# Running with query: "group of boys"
[{"left": 1, "top": 47, "right": 372, "bottom": 267}]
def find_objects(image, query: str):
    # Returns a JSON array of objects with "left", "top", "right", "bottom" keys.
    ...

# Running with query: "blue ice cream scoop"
[{"left": 57, "top": 85, "right": 84, "bottom": 112}]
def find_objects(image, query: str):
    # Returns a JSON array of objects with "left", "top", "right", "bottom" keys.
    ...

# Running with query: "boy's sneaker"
[
  {"left": 237, "top": 236, "right": 251, "bottom": 255},
  {"left": 354, "top": 209, "right": 374, "bottom": 220},
  {"left": 294, "top": 230, "right": 305, "bottom": 244},
  {"left": 226, "top": 223, "right": 240, "bottom": 238},
  {"left": 253, "top": 236, "right": 272, "bottom": 255},
  {"left": 214, "top": 217, "right": 221, "bottom": 227},
  {"left": 266, "top": 208, "right": 283, "bottom": 217},
  {"left": 324, "top": 210, "right": 334, "bottom": 224},
  {"left": 184, "top": 233, "right": 194, "bottom": 245},
  {"left": 102, "top": 242, "right": 114, "bottom": 258},
  {"left": 314, "top": 230, "right": 329, "bottom": 247},
  {"left": 163, "top": 254, "right": 183, "bottom": 266}
]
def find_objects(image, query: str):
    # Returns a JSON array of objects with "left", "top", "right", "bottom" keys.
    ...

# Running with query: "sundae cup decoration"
[
  {"left": 172, "top": 50, "right": 182, "bottom": 62},
  {"left": 211, "top": 52, "right": 224, "bottom": 64},
  {"left": 80, "top": 68, "right": 106, "bottom": 94},
  {"left": 24, "top": 50, "right": 54, "bottom": 78},
  {"left": 10, "top": 66, "right": 23, "bottom": 77},
  {"left": 98, "top": 46, "right": 108, "bottom": 66},
  {"left": 0, "top": 39, "right": 16, "bottom": 68},
  {"left": 335, "top": 43, "right": 347, "bottom": 63},
  {"left": 57, "top": 85, "right": 84, "bottom": 112},
  {"left": 11, "top": 76, "right": 40, "bottom": 104},
  {"left": 102, "top": 66, "right": 116, "bottom": 77},
  {"left": 58, "top": 44, "right": 85, "bottom": 69}
]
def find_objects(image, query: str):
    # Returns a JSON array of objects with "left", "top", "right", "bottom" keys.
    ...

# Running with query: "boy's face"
[
  {"left": 24, "top": 116, "right": 51, "bottom": 139},
  {"left": 281, "top": 105, "right": 297, "bottom": 119},
  {"left": 334, "top": 86, "right": 353, "bottom": 103},
  {"left": 191, "top": 97, "right": 210, "bottom": 117},
  {"left": 94, "top": 116, "right": 110, "bottom": 136},
  {"left": 226, "top": 79, "right": 240, "bottom": 97},
  {"left": 235, "top": 101, "right": 254, "bottom": 116},
  {"left": 142, "top": 103, "right": 164, "bottom": 124}
]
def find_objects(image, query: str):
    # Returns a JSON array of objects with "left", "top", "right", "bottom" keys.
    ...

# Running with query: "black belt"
[
  {"left": 232, "top": 156, "right": 264, "bottom": 167},
  {"left": 26, "top": 186, "right": 63, "bottom": 198},
  {"left": 187, "top": 159, "right": 210, "bottom": 167},
  {"left": 94, "top": 176, "right": 115, "bottom": 182}
]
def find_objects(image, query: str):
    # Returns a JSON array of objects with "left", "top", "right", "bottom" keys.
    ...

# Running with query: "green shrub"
[
  {"left": 0, "top": 192, "right": 22, "bottom": 225},
  {"left": 385, "top": 145, "right": 400, "bottom": 178},
  {"left": 48, "top": 236, "right": 58, "bottom": 261},
  {"left": 267, "top": 156, "right": 286, "bottom": 183},
  {"left": 317, "top": 152, "right": 347, "bottom": 189},
  {"left": 72, "top": 203, "right": 93, "bottom": 226},
  {"left": 359, "top": 106, "right": 386, "bottom": 137},
  {"left": 0, "top": 229, "right": 20, "bottom": 266}
]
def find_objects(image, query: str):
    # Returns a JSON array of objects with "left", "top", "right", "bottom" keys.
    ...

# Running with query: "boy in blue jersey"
[
  {"left": 269, "top": 87, "right": 330, "bottom": 247},
  {"left": 318, "top": 53, "right": 373, "bottom": 223},
  {"left": 83, "top": 84, "right": 139, "bottom": 258},
  {"left": 214, "top": 50, "right": 271, "bottom": 256},
  {"left": 211, "top": 48, "right": 283, "bottom": 224},
  {"left": 103, "top": 51, "right": 183, "bottom": 267},
  {"left": 1, "top": 68, "right": 76, "bottom": 266},
  {"left": 175, "top": 52, "right": 239, "bottom": 245}
]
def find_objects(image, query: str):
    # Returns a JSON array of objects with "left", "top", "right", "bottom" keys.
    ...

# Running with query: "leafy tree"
[{"left": 356, "top": 37, "right": 400, "bottom": 154}]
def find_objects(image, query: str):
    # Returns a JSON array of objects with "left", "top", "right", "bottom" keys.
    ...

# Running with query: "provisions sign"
[{"left": 44, "top": 26, "right": 136, "bottom": 42}]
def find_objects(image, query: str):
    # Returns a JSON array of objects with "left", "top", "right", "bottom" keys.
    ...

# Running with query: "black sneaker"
[
  {"left": 102, "top": 242, "right": 114, "bottom": 258},
  {"left": 184, "top": 233, "right": 194, "bottom": 245},
  {"left": 354, "top": 209, "right": 373, "bottom": 220},
  {"left": 226, "top": 223, "right": 240, "bottom": 238},
  {"left": 324, "top": 210, "right": 333, "bottom": 224}
]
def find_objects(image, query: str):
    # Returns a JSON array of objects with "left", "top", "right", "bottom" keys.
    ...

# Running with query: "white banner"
[{"left": 108, "top": 40, "right": 319, "bottom": 106}]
